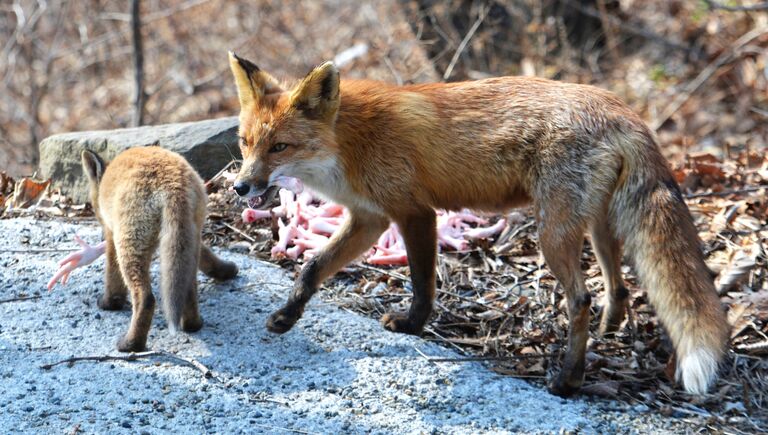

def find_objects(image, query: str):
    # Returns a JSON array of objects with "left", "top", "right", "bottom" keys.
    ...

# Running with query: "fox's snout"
[
  {"left": 233, "top": 178, "right": 269, "bottom": 197},
  {"left": 233, "top": 181, "right": 251, "bottom": 197}
]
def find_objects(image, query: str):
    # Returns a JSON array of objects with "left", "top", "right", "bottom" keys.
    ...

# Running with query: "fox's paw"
[
  {"left": 547, "top": 371, "right": 583, "bottom": 398},
  {"left": 116, "top": 335, "right": 147, "bottom": 353},
  {"left": 180, "top": 314, "right": 203, "bottom": 333},
  {"left": 98, "top": 294, "right": 126, "bottom": 311},
  {"left": 208, "top": 261, "right": 238, "bottom": 281},
  {"left": 381, "top": 312, "right": 424, "bottom": 336},
  {"left": 266, "top": 306, "right": 301, "bottom": 334}
]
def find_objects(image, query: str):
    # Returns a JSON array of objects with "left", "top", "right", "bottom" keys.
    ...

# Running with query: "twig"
[
  {"left": 685, "top": 186, "right": 765, "bottom": 199},
  {"left": 354, "top": 263, "right": 410, "bottom": 282},
  {"left": 222, "top": 222, "right": 256, "bottom": 243},
  {"left": 205, "top": 160, "right": 240, "bottom": 185},
  {"left": 424, "top": 352, "right": 558, "bottom": 363},
  {"left": 735, "top": 341, "right": 768, "bottom": 355},
  {"left": 0, "top": 248, "right": 79, "bottom": 253},
  {"left": 435, "top": 288, "right": 510, "bottom": 314},
  {"left": 443, "top": 3, "right": 489, "bottom": 80},
  {"left": 40, "top": 350, "right": 216, "bottom": 380},
  {"left": 0, "top": 295, "right": 42, "bottom": 304},
  {"left": 651, "top": 26, "right": 768, "bottom": 130},
  {"left": 704, "top": 0, "right": 768, "bottom": 11},
  {"left": 564, "top": 0, "right": 694, "bottom": 55},
  {"left": 423, "top": 327, "right": 468, "bottom": 354},
  {"left": 595, "top": 0, "right": 620, "bottom": 63}
]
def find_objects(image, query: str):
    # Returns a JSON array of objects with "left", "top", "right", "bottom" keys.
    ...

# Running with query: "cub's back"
[{"left": 98, "top": 147, "right": 205, "bottom": 227}]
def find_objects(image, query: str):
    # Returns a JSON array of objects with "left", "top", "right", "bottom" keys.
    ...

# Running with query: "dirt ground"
[{"left": 0, "top": 217, "right": 698, "bottom": 434}]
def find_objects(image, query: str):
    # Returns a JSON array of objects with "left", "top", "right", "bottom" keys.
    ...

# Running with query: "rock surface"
[
  {"left": 0, "top": 217, "right": 691, "bottom": 434},
  {"left": 37, "top": 117, "right": 240, "bottom": 202}
]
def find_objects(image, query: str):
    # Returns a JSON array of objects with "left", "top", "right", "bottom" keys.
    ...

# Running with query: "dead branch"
[
  {"left": 0, "top": 248, "right": 79, "bottom": 253},
  {"left": 40, "top": 350, "right": 215, "bottom": 379},
  {"left": 131, "top": 0, "right": 146, "bottom": 127},
  {"left": 443, "top": 3, "right": 490, "bottom": 80},
  {"left": 0, "top": 295, "right": 42, "bottom": 304},
  {"left": 563, "top": 0, "right": 695, "bottom": 55},
  {"left": 684, "top": 185, "right": 765, "bottom": 199},
  {"left": 736, "top": 341, "right": 768, "bottom": 355},
  {"left": 704, "top": 1, "right": 768, "bottom": 11},
  {"left": 651, "top": 26, "right": 768, "bottom": 130},
  {"left": 423, "top": 352, "right": 558, "bottom": 363}
]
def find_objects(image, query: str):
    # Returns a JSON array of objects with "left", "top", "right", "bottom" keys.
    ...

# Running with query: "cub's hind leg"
[
  {"left": 98, "top": 229, "right": 128, "bottom": 311},
  {"left": 199, "top": 245, "right": 238, "bottom": 281},
  {"left": 114, "top": 240, "right": 155, "bottom": 352}
]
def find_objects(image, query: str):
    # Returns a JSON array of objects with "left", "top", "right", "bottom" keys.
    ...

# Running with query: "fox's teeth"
[{"left": 247, "top": 197, "right": 263, "bottom": 209}]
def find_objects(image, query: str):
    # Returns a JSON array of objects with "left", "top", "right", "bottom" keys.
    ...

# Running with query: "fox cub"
[{"left": 81, "top": 147, "right": 238, "bottom": 352}]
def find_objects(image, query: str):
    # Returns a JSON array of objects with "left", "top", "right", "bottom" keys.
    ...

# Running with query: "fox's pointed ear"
[
  {"left": 228, "top": 51, "right": 283, "bottom": 108},
  {"left": 290, "top": 61, "right": 340, "bottom": 121},
  {"left": 81, "top": 150, "right": 106, "bottom": 184}
]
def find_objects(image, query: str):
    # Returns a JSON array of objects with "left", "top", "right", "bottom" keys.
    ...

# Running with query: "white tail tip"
[{"left": 676, "top": 348, "right": 719, "bottom": 395}]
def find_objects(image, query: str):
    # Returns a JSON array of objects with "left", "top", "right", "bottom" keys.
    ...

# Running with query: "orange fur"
[{"left": 229, "top": 54, "right": 729, "bottom": 396}]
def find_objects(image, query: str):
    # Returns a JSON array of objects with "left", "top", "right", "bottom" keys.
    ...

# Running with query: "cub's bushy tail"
[
  {"left": 159, "top": 198, "right": 200, "bottom": 332},
  {"left": 611, "top": 133, "right": 729, "bottom": 394}
]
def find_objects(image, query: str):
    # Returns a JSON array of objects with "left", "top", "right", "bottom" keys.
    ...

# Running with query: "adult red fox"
[
  {"left": 81, "top": 147, "right": 238, "bottom": 351},
  {"left": 228, "top": 52, "right": 728, "bottom": 396}
]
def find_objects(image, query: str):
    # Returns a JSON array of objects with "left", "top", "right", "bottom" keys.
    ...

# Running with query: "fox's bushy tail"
[{"left": 610, "top": 131, "right": 729, "bottom": 395}]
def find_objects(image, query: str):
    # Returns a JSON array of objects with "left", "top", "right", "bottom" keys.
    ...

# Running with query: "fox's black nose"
[{"left": 233, "top": 182, "right": 250, "bottom": 197}]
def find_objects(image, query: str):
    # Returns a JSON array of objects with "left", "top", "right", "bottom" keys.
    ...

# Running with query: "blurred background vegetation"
[{"left": 1, "top": 0, "right": 766, "bottom": 177}]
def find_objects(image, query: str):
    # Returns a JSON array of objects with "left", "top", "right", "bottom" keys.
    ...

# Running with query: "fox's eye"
[
  {"left": 269, "top": 143, "right": 289, "bottom": 153},
  {"left": 239, "top": 136, "right": 249, "bottom": 147}
]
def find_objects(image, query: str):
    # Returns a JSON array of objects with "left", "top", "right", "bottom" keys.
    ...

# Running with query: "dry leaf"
[
  {"left": 11, "top": 178, "right": 51, "bottom": 208},
  {"left": 718, "top": 244, "right": 759, "bottom": 294}
]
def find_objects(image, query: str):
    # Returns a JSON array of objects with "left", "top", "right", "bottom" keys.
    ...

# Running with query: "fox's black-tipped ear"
[
  {"left": 228, "top": 51, "right": 283, "bottom": 109},
  {"left": 81, "top": 150, "right": 105, "bottom": 184},
  {"left": 290, "top": 61, "right": 340, "bottom": 122}
]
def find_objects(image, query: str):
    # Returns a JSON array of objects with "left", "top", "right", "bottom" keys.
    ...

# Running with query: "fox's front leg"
[
  {"left": 381, "top": 210, "right": 437, "bottom": 335},
  {"left": 266, "top": 209, "right": 389, "bottom": 334}
]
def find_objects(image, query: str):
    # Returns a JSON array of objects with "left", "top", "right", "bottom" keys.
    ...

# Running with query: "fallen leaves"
[{"left": 199, "top": 149, "right": 767, "bottom": 431}]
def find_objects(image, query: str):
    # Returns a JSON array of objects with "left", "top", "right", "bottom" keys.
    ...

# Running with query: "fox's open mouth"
[{"left": 246, "top": 186, "right": 280, "bottom": 210}]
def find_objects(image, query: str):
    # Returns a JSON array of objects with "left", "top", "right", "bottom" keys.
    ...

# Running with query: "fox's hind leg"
[
  {"left": 99, "top": 229, "right": 128, "bottom": 311},
  {"left": 590, "top": 216, "right": 629, "bottom": 336},
  {"left": 199, "top": 245, "right": 238, "bottom": 281},
  {"left": 115, "top": 240, "right": 155, "bottom": 352},
  {"left": 536, "top": 203, "right": 591, "bottom": 397}
]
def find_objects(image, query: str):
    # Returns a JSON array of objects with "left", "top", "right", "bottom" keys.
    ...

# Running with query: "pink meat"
[
  {"left": 245, "top": 187, "right": 516, "bottom": 265},
  {"left": 308, "top": 218, "right": 340, "bottom": 235},
  {"left": 242, "top": 208, "right": 272, "bottom": 223},
  {"left": 464, "top": 218, "right": 507, "bottom": 240},
  {"left": 367, "top": 252, "right": 408, "bottom": 265}
]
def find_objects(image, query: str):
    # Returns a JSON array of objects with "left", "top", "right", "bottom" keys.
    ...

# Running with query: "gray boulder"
[{"left": 38, "top": 117, "right": 241, "bottom": 203}]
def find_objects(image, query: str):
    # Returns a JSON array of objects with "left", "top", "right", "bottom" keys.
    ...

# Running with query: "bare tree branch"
[
  {"left": 131, "top": 0, "right": 146, "bottom": 127},
  {"left": 704, "top": 0, "right": 768, "bottom": 11},
  {"left": 443, "top": 3, "right": 490, "bottom": 80},
  {"left": 40, "top": 350, "right": 216, "bottom": 379}
]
